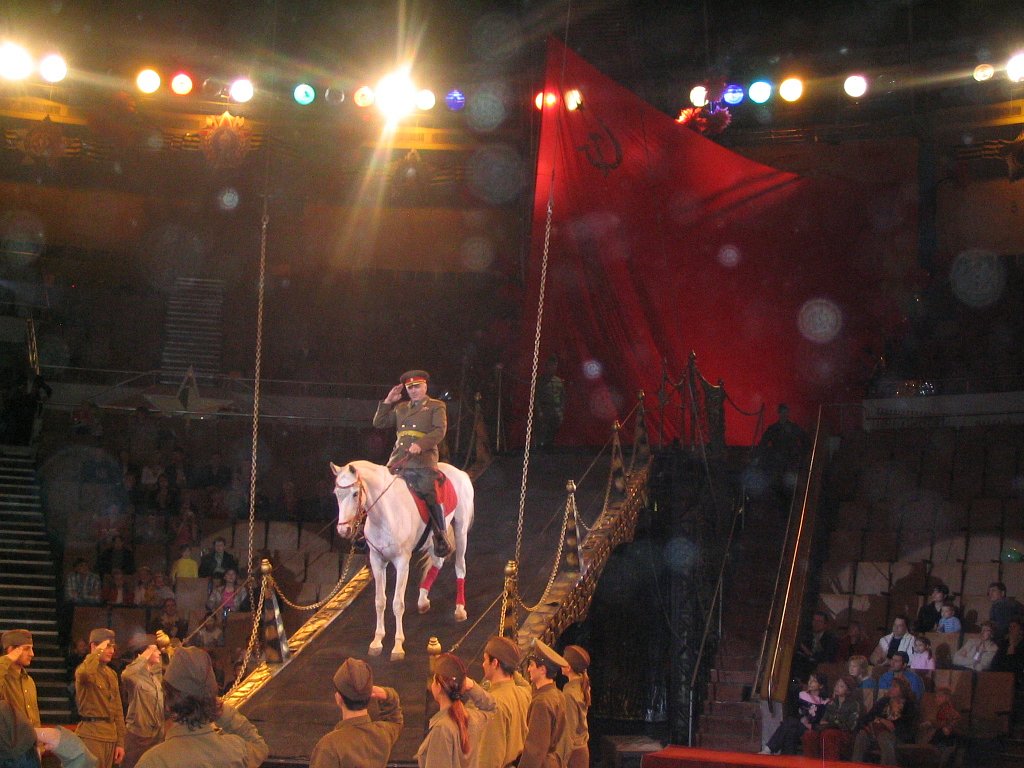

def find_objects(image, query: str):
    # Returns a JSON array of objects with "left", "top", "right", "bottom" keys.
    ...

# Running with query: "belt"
[
  {"left": 398, "top": 430, "right": 426, "bottom": 438},
  {"left": 79, "top": 716, "right": 112, "bottom": 722}
]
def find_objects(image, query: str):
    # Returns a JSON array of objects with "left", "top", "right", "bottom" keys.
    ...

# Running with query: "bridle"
[{"left": 335, "top": 468, "right": 400, "bottom": 545}]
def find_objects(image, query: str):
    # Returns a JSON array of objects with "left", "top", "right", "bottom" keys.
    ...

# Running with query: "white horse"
[{"left": 330, "top": 459, "right": 474, "bottom": 660}]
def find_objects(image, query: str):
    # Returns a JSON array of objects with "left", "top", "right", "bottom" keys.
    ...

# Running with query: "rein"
[{"left": 336, "top": 470, "right": 400, "bottom": 548}]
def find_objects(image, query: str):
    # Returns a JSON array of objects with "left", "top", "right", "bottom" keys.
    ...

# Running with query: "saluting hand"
[{"left": 384, "top": 384, "right": 405, "bottom": 404}]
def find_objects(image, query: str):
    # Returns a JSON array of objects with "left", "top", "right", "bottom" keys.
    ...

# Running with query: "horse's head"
[{"left": 330, "top": 462, "right": 366, "bottom": 540}]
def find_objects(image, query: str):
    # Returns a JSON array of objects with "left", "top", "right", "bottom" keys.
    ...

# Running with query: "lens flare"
[
  {"left": 38, "top": 54, "right": 67, "bottom": 83},
  {"left": 973, "top": 64, "right": 994, "bottom": 82},
  {"left": 0, "top": 42, "right": 33, "bottom": 81},
  {"left": 229, "top": 78, "right": 254, "bottom": 103}
]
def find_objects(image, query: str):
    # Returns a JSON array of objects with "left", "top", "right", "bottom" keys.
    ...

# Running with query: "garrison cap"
[
  {"left": 333, "top": 658, "right": 374, "bottom": 702},
  {"left": 88, "top": 628, "right": 115, "bottom": 645},
  {"left": 1, "top": 629, "right": 32, "bottom": 649},
  {"left": 484, "top": 636, "right": 521, "bottom": 669},
  {"left": 563, "top": 645, "right": 591, "bottom": 673},
  {"left": 164, "top": 646, "right": 218, "bottom": 699},
  {"left": 400, "top": 370, "right": 430, "bottom": 386}
]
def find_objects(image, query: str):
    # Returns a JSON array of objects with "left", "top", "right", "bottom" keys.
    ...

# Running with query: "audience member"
[
  {"left": 169, "top": 545, "right": 199, "bottom": 586},
  {"left": 937, "top": 601, "right": 962, "bottom": 634},
  {"left": 75, "top": 630, "right": 126, "bottom": 768},
  {"left": 201, "top": 451, "right": 232, "bottom": 491},
  {"left": 519, "top": 641, "right": 568, "bottom": 768},
  {"left": 988, "top": 581, "right": 1024, "bottom": 640},
  {"left": 135, "top": 646, "right": 268, "bottom": 768},
  {"left": 308, "top": 658, "right": 404, "bottom": 768},
  {"left": 794, "top": 611, "right": 838, "bottom": 677},
  {"left": 756, "top": 404, "right": 810, "bottom": 496},
  {"left": 915, "top": 585, "right": 949, "bottom": 634},
  {"left": 870, "top": 615, "right": 915, "bottom": 666},
  {"left": 150, "top": 599, "right": 187, "bottom": 640},
  {"left": 878, "top": 651, "right": 924, "bottom": 702},
  {"left": 477, "top": 636, "right": 531, "bottom": 768},
  {"left": 921, "top": 686, "right": 961, "bottom": 768},
  {"left": 910, "top": 637, "right": 935, "bottom": 672},
  {"left": 64, "top": 559, "right": 102, "bottom": 605},
  {"left": 120, "top": 636, "right": 164, "bottom": 768},
  {"left": 163, "top": 446, "right": 191, "bottom": 493},
  {"left": 847, "top": 655, "right": 877, "bottom": 691},
  {"left": 198, "top": 538, "right": 239, "bottom": 579},
  {"left": 95, "top": 535, "right": 135, "bottom": 578},
  {"left": 837, "top": 622, "right": 874, "bottom": 661},
  {"left": 761, "top": 673, "right": 828, "bottom": 755},
  {"left": 148, "top": 573, "right": 175, "bottom": 606},
  {"left": 149, "top": 474, "right": 179, "bottom": 518},
  {"left": 101, "top": 569, "right": 134, "bottom": 606},
  {"left": 953, "top": 621, "right": 998, "bottom": 671},
  {"left": 195, "top": 613, "right": 224, "bottom": 649},
  {"left": 132, "top": 567, "right": 155, "bottom": 607},
  {"left": 207, "top": 569, "right": 248, "bottom": 615},
  {"left": 801, "top": 674, "right": 862, "bottom": 761},
  {"left": 992, "top": 618, "right": 1023, "bottom": 684},
  {"left": 173, "top": 501, "right": 199, "bottom": 549},
  {"left": 558, "top": 645, "right": 591, "bottom": 768},
  {"left": 416, "top": 652, "right": 495, "bottom": 768},
  {"left": 139, "top": 455, "right": 162, "bottom": 491},
  {"left": 851, "top": 677, "right": 918, "bottom": 766}
]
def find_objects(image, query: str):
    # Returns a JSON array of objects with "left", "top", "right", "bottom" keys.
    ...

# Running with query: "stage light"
[
  {"left": 445, "top": 89, "right": 466, "bottom": 111},
  {"left": 565, "top": 88, "right": 583, "bottom": 110},
  {"left": 534, "top": 91, "right": 557, "bottom": 109},
  {"left": 415, "top": 88, "right": 436, "bottom": 110},
  {"left": 136, "top": 68, "right": 161, "bottom": 94},
  {"left": 843, "top": 75, "right": 868, "bottom": 98},
  {"left": 293, "top": 83, "right": 316, "bottom": 105},
  {"left": 973, "top": 64, "right": 995, "bottom": 82},
  {"left": 0, "top": 42, "right": 34, "bottom": 81},
  {"left": 779, "top": 77, "right": 803, "bottom": 102},
  {"left": 375, "top": 71, "right": 417, "bottom": 121},
  {"left": 689, "top": 85, "right": 708, "bottom": 107},
  {"left": 229, "top": 78, "right": 254, "bottom": 103},
  {"left": 353, "top": 85, "right": 375, "bottom": 107},
  {"left": 1007, "top": 53, "right": 1024, "bottom": 83},
  {"left": 722, "top": 84, "right": 744, "bottom": 105},
  {"left": 324, "top": 87, "right": 345, "bottom": 105},
  {"left": 170, "top": 73, "right": 193, "bottom": 95},
  {"left": 38, "top": 53, "right": 67, "bottom": 83},
  {"left": 748, "top": 80, "right": 772, "bottom": 104}
]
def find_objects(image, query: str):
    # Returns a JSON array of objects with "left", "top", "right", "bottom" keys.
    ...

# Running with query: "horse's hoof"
[
  {"left": 368, "top": 645, "right": 383, "bottom": 657},
  {"left": 418, "top": 599, "right": 431, "bottom": 614},
  {"left": 390, "top": 650, "right": 405, "bottom": 661},
  {"left": 454, "top": 605, "right": 468, "bottom": 622}
]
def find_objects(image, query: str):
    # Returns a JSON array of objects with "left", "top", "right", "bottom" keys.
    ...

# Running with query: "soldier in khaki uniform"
[
  {"left": 477, "top": 636, "right": 532, "bottom": 768},
  {"left": 0, "top": 629, "right": 39, "bottom": 728},
  {"left": 120, "top": 635, "right": 165, "bottom": 768},
  {"left": 75, "top": 629, "right": 126, "bottom": 768},
  {"left": 519, "top": 641, "right": 567, "bottom": 768},
  {"left": 372, "top": 369, "right": 451, "bottom": 556},
  {"left": 557, "top": 646, "right": 591, "bottom": 768},
  {"left": 309, "top": 658, "right": 403, "bottom": 768}
]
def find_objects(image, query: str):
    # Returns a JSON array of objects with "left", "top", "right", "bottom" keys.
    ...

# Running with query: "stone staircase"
[
  {"left": 159, "top": 277, "right": 224, "bottom": 383},
  {"left": 0, "top": 446, "right": 72, "bottom": 723},
  {"left": 697, "top": 497, "right": 789, "bottom": 752}
]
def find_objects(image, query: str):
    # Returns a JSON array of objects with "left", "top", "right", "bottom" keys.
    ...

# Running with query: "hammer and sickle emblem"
[{"left": 576, "top": 118, "right": 622, "bottom": 177}]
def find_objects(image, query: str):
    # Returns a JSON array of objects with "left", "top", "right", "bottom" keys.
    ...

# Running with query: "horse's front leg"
[
  {"left": 368, "top": 552, "right": 387, "bottom": 656},
  {"left": 418, "top": 552, "right": 445, "bottom": 615},
  {"left": 390, "top": 555, "right": 411, "bottom": 661}
]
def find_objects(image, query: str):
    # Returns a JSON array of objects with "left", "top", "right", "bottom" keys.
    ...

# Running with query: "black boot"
[{"left": 428, "top": 503, "right": 452, "bottom": 557}]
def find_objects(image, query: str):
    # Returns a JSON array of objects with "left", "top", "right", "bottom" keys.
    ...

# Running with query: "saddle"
[{"left": 410, "top": 473, "right": 459, "bottom": 525}]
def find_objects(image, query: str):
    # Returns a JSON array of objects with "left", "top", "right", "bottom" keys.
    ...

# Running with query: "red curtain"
[{"left": 514, "top": 39, "right": 916, "bottom": 446}]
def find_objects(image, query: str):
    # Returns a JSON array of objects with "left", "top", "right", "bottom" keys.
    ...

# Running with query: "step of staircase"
[{"left": 160, "top": 276, "right": 225, "bottom": 384}]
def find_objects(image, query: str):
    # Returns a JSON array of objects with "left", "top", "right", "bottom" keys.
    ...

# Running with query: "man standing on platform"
[
  {"left": 75, "top": 630, "right": 125, "bottom": 768},
  {"left": 519, "top": 640, "right": 567, "bottom": 768},
  {"left": 120, "top": 635, "right": 164, "bottom": 768},
  {"left": 372, "top": 369, "right": 451, "bottom": 557},
  {"left": 309, "top": 657, "right": 403, "bottom": 768},
  {"left": 477, "top": 636, "right": 531, "bottom": 768},
  {"left": 0, "top": 629, "right": 39, "bottom": 729}
]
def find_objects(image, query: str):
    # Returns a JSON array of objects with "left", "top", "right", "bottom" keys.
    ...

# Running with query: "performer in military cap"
[
  {"left": 519, "top": 640, "right": 567, "bottom": 768},
  {"left": 0, "top": 629, "right": 39, "bottom": 729},
  {"left": 372, "top": 369, "right": 452, "bottom": 556},
  {"left": 75, "top": 629, "right": 126, "bottom": 768}
]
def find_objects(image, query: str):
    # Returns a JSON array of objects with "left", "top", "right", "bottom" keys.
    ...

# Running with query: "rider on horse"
[{"left": 371, "top": 369, "right": 452, "bottom": 557}]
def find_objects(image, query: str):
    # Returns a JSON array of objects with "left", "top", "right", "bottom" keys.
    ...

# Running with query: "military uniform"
[
  {"left": 74, "top": 653, "right": 126, "bottom": 768},
  {"left": 309, "top": 687, "right": 403, "bottom": 768},
  {"left": 0, "top": 656, "right": 39, "bottom": 728},
  {"left": 416, "top": 685, "right": 495, "bottom": 768},
  {"left": 558, "top": 678, "right": 589, "bottom": 768},
  {"left": 120, "top": 655, "right": 164, "bottom": 768},
  {"left": 134, "top": 704, "right": 267, "bottom": 768},
  {"left": 519, "top": 683, "right": 566, "bottom": 768},
  {"left": 477, "top": 675, "right": 532, "bottom": 768}
]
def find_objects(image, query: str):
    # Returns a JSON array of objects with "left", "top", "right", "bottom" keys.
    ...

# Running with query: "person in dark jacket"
[{"left": 851, "top": 677, "right": 918, "bottom": 766}]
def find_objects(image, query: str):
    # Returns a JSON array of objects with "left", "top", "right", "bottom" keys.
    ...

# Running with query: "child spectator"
[
  {"left": 761, "top": 673, "right": 829, "bottom": 755},
  {"left": 910, "top": 637, "right": 935, "bottom": 671},
  {"left": 207, "top": 568, "right": 249, "bottom": 615},
  {"left": 173, "top": 499, "right": 199, "bottom": 548},
  {"left": 937, "top": 601, "right": 962, "bottom": 634},
  {"left": 133, "top": 565, "right": 154, "bottom": 606},
  {"left": 101, "top": 568, "right": 135, "bottom": 606},
  {"left": 847, "top": 655, "right": 877, "bottom": 690},
  {"left": 148, "top": 572, "right": 175, "bottom": 605},
  {"left": 923, "top": 686, "right": 960, "bottom": 768},
  {"left": 195, "top": 612, "right": 224, "bottom": 648},
  {"left": 169, "top": 545, "right": 198, "bottom": 585}
]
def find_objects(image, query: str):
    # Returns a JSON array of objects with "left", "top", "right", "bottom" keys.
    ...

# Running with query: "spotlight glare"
[
  {"left": 229, "top": 78, "right": 254, "bottom": 103},
  {"left": 973, "top": 64, "right": 994, "bottom": 82},
  {"left": 779, "top": 77, "right": 804, "bottom": 102},
  {"left": 1007, "top": 53, "right": 1024, "bottom": 83},
  {"left": 534, "top": 91, "right": 558, "bottom": 109},
  {"left": 293, "top": 83, "right": 316, "bottom": 105},
  {"left": 136, "top": 68, "right": 161, "bottom": 94},
  {"left": 415, "top": 88, "right": 436, "bottom": 110},
  {"left": 375, "top": 71, "right": 417, "bottom": 121},
  {"left": 748, "top": 80, "right": 772, "bottom": 104},
  {"left": 353, "top": 86, "right": 375, "bottom": 107},
  {"left": 689, "top": 85, "right": 708, "bottom": 107},
  {"left": 445, "top": 89, "right": 466, "bottom": 111},
  {"left": 324, "top": 87, "right": 345, "bottom": 105},
  {"left": 722, "top": 84, "right": 744, "bottom": 105},
  {"left": 170, "top": 73, "right": 193, "bottom": 95},
  {"left": 38, "top": 53, "right": 67, "bottom": 83},
  {"left": 565, "top": 88, "right": 583, "bottom": 110},
  {"left": 843, "top": 74, "right": 868, "bottom": 98},
  {"left": 0, "top": 42, "right": 34, "bottom": 81}
]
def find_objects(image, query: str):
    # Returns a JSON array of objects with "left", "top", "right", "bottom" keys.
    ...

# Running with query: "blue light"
[
  {"left": 445, "top": 89, "right": 466, "bottom": 111},
  {"left": 748, "top": 80, "right": 773, "bottom": 104},
  {"left": 722, "top": 84, "right": 745, "bottom": 105},
  {"left": 293, "top": 83, "right": 316, "bottom": 105}
]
